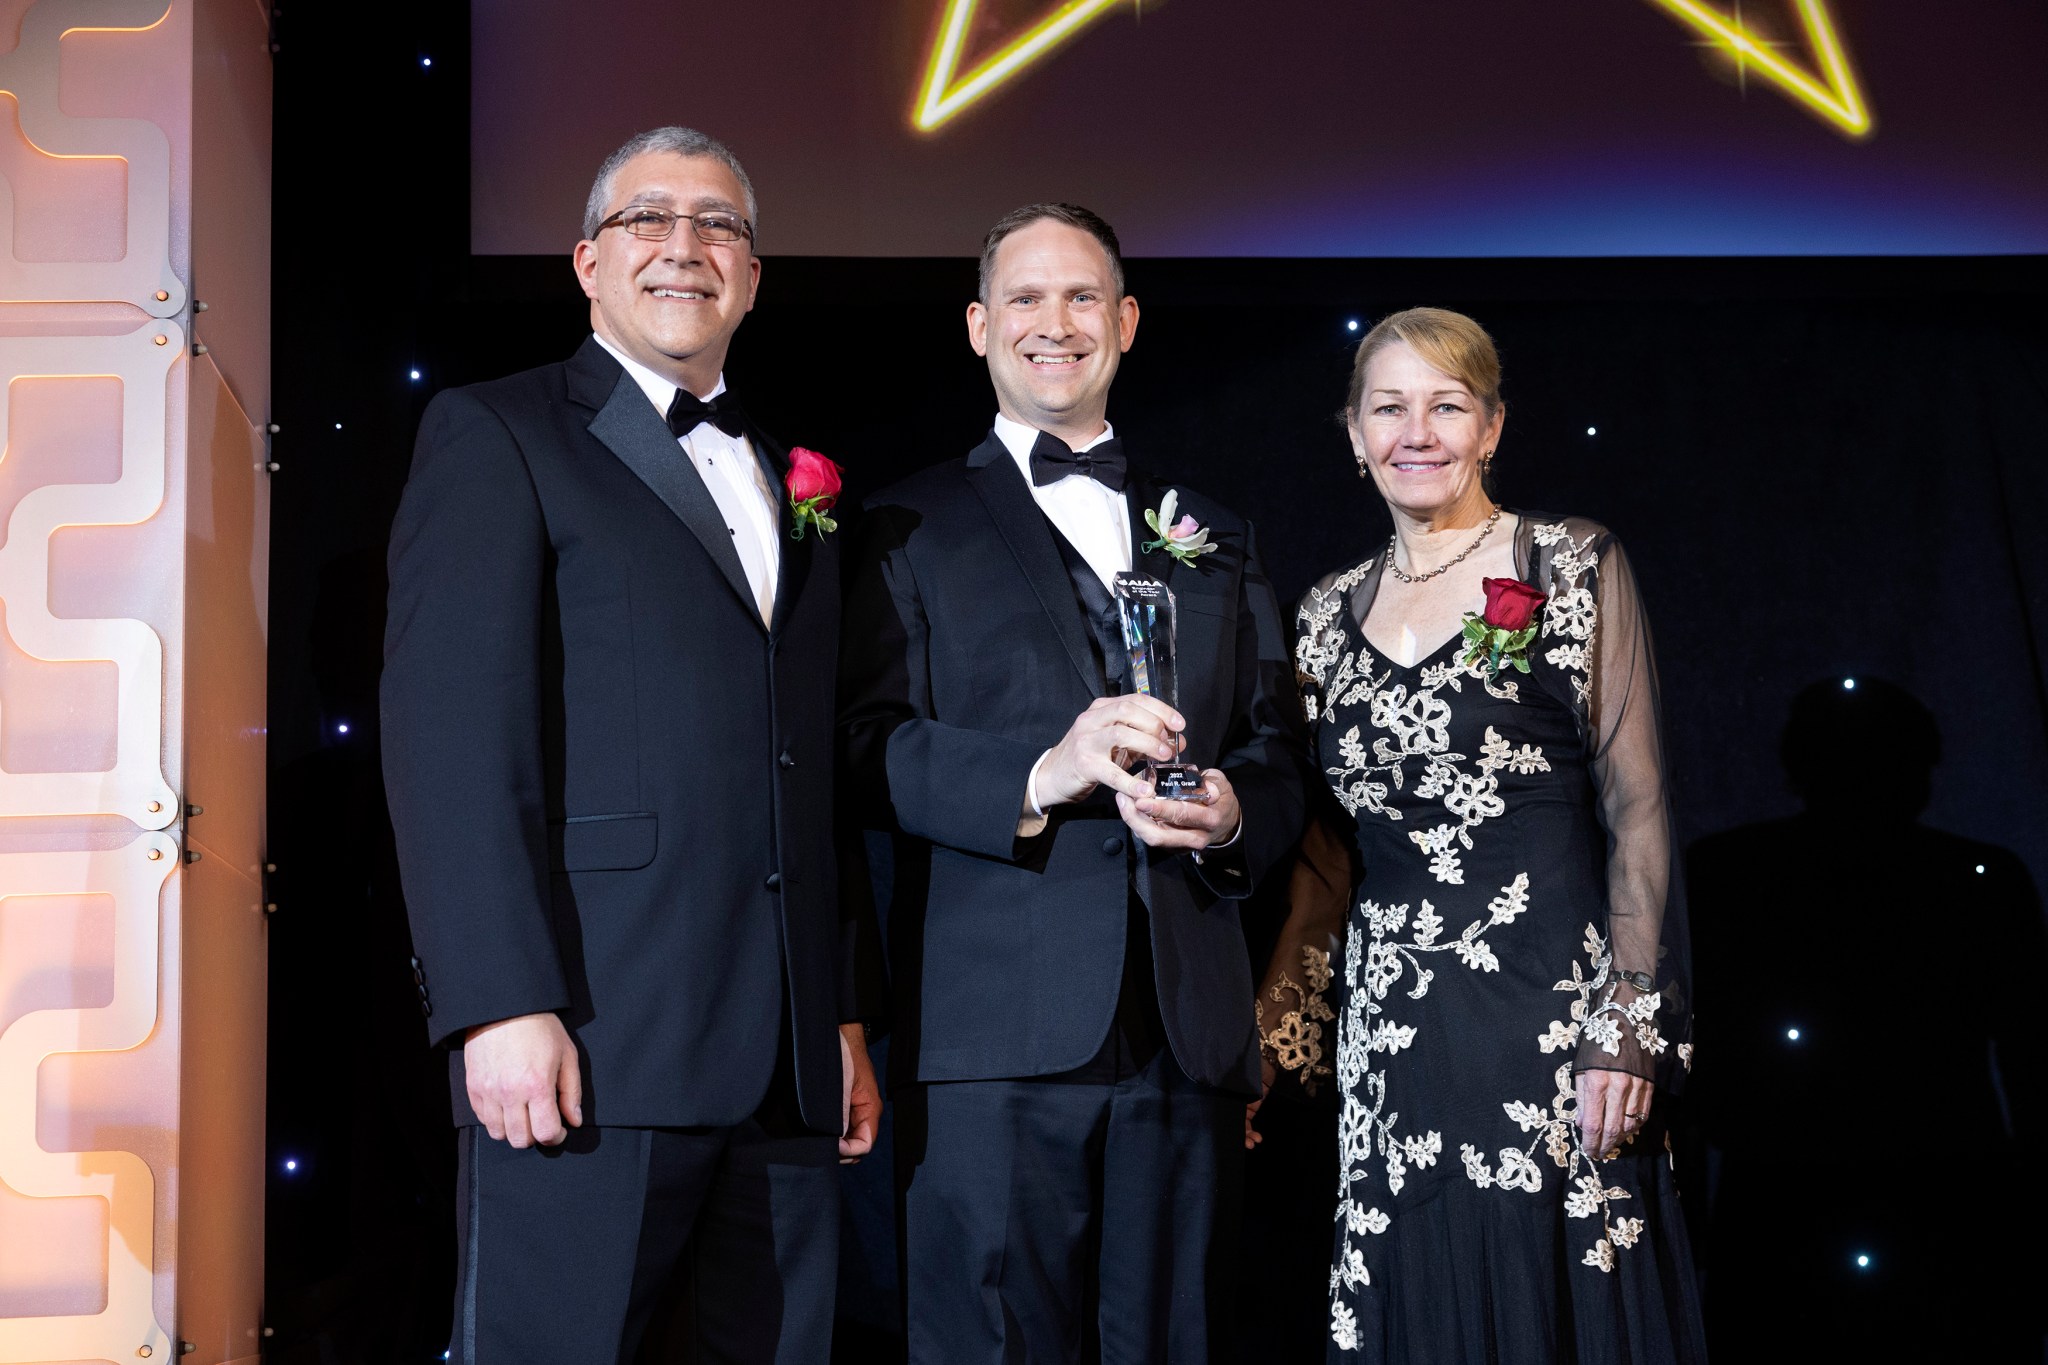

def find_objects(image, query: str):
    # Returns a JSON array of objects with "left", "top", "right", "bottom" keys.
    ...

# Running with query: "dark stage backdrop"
[{"left": 269, "top": 6, "right": 2048, "bottom": 1362}]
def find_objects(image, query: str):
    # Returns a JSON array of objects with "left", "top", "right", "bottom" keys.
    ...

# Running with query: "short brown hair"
[
  {"left": 978, "top": 202, "right": 1125, "bottom": 304},
  {"left": 1343, "top": 307, "right": 1502, "bottom": 424}
]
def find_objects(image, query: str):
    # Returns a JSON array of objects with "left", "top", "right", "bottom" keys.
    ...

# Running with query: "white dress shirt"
[
  {"left": 993, "top": 412, "right": 1132, "bottom": 593},
  {"left": 596, "top": 333, "right": 781, "bottom": 625},
  {"left": 997, "top": 415, "right": 1238, "bottom": 851}
]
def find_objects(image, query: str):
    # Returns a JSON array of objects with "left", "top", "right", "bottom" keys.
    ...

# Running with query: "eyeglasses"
[{"left": 595, "top": 205, "right": 753, "bottom": 245}]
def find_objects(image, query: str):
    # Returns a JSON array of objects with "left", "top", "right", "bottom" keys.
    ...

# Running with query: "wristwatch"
[{"left": 1613, "top": 968, "right": 1656, "bottom": 992}]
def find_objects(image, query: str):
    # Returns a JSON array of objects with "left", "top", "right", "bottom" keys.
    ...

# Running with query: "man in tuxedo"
[
  {"left": 382, "top": 126, "right": 879, "bottom": 1363},
  {"left": 839, "top": 203, "right": 1310, "bottom": 1362}
]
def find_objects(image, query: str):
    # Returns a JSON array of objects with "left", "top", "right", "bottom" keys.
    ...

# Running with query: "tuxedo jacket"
[
  {"left": 382, "top": 337, "right": 870, "bottom": 1132},
  {"left": 839, "top": 434, "right": 1311, "bottom": 1095}
]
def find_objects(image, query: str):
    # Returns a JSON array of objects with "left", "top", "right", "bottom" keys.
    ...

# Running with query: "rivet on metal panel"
[
  {"left": 147, "top": 848, "right": 164, "bottom": 861},
  {"left": 155, "top": 290, "right": 169, "bottom": 301},
  {"left": 154, "top": 334, "right": 167, "bottom": 345},
  {"left": 147, "top": 799, "right": 162, "bottom": 813}
]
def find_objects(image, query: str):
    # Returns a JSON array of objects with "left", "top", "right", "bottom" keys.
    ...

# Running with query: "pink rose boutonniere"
[
  {"left": 785, "top": 448, "right": 842, "bottom": 540},
  {"left": 1140, "top": 489, "right": 1219, "bottom": 569},
  {"left": 1460, "top": 577, "right": 1547, "bottom": 678}
]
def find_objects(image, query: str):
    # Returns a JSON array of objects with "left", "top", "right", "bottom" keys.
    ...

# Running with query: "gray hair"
[{"left": 581, "top": 127, "right": 759, "bottom": 242}]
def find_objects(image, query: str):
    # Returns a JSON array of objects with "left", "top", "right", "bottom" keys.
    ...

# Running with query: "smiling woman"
[
  {"left": 1347, "top": 308, "right": 1502, "bottom": 527},
  {"left": 1253, "top": 307, "right": 1706, "bottom": 1361}
]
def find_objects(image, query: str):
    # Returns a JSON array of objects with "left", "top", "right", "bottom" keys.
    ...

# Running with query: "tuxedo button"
[
  {"left": 779, "top": 751, "right": 795, "bottom": 769},
  {"left": 1102, "top": 836, "right": 1124, "bottom": 856},
  {"left": 765, "top": 872, "right": 783, "bottom": 891}
]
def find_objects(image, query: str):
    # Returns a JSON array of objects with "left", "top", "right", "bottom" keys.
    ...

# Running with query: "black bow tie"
[
  {"left": 1028, "top": 431, "right": 1127, "bottom": 491},
  {"left": 666, "top": 388, "right": 748, "bottom": 440}
]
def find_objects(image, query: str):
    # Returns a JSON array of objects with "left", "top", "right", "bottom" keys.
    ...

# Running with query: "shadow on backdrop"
[{"left": 1686, "top": 677, "right": 2047, "bottom": 1360}]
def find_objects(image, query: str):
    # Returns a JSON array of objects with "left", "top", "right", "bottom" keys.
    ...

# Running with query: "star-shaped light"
[
  {"left": 913, "top": 0, "right": 1129, "bottom": 132},
  {"left": 1649, "top": 0, "right": 1871, "bottom": 135},
  {"left": 913, "top": 0, "right": 1871, "bottom": 138}
]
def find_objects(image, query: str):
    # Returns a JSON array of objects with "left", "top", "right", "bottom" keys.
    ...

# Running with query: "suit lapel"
[
  {"left": 577, "top": 343, "right": 761, "bottom": 629},
  {"left": 749, "top": 428, "right": 815, "bottom": 638},
  {"left": 1126, "top": 471, "right": 1181, "bottom": 593},
  {"left": 966, "top": 435, "right": 1101, "bottom": 696}
]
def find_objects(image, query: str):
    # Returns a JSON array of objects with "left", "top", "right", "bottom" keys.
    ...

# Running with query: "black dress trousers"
[
  {"left": 448, "top": 1094, "right": 838, "bottom": 1364},
  {"left": 895, "top": 1017, "right": 1244, "bottom": 1365}
]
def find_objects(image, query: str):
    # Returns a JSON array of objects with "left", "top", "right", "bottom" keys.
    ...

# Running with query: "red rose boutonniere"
[
  {"left": 1460, "top": 577, "right": 1547, "bottom": 678},
  {"left": 785, "top": 448, "right": 842, "bottom": 540}
]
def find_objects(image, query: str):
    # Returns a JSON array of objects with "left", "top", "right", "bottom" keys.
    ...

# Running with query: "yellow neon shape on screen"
[
  {"left": 914, "top": 0, "right": 1129, "bottom": 131},
  {"left": 1650, "top": 0, "right": 1871, "bottom": 135},
  {"left": 914, "top": 0, "right": 1870, "bottom": 138}
]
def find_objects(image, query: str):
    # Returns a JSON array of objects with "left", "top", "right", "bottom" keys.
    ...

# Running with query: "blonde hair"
[{"left": 1342, "top": 307, "right": 1502, "bottom": 424}]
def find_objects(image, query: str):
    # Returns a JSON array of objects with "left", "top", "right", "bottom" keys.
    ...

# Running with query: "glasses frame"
[{"left": 594, "top": 204, "right": 755, "bottom": 246}]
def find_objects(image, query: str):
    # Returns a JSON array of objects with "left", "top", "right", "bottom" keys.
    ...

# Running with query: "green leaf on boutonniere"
[
  {"left": 789, "top": 495, "right": 838, "bottom": 541},
  {"left": 1459, "top": 608, "right": 1542, "bottom": 680},
  {"left": 1139, "top": 488, "right": 1220, "bottom": 569}
]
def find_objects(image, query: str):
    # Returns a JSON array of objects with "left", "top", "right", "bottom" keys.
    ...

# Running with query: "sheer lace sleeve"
[
  {"left": 1536, "top": 525, "right": 1693, "bottom": 1088},
  {"left": 1252, "top": 564, "right": 1376, "bottom": 1097},
  {"left": 1256, "top": 812, "right": 1351, "bottom": 1096}
]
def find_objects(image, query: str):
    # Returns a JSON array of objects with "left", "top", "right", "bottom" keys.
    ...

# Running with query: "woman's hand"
[
  {"left": 1245, "top": 1052, "right": 1277, "bottom": 1150},
  {"left": 1575, "top": 1069, "right": 1654, "bottom": 1160}
]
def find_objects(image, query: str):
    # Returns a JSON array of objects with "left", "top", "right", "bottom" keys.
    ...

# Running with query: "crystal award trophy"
[{"left": 1112, "top": 572, "right": 1205, "bottom": 800}]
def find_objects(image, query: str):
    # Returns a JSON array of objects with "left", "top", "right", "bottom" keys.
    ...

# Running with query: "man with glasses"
[{"left": 384, "top": 126, "right": 880, "bottom": 1362}]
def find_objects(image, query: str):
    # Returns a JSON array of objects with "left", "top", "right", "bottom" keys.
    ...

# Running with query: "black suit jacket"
[
  {"left": 839, "top": 434, "right": 1310, "bottom": 1095},
  {"left": 383, "top": 337, "right": 867, "bottom": 1131}
]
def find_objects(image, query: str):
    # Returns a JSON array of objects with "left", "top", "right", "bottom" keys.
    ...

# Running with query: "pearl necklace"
[{"left": 1385, "top": 507, "right": 1501, "bottom": 584}]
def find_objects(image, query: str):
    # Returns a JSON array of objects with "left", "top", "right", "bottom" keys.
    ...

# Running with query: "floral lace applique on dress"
[{"left": 1280, "top": 520, "right": 1702, "bottom": 1360}]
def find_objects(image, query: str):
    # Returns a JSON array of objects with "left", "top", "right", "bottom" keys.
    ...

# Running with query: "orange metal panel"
[{"left": 0, "top": 1, "right": 267, "bottom": 1360}]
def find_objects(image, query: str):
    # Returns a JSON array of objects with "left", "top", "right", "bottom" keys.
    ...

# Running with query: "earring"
[
  {"left": 1355, "top": 456, "right": 1369, "bottom": 479},
  {"left": 1481, "top": 449, "right": 1495, "bottom": 467}
]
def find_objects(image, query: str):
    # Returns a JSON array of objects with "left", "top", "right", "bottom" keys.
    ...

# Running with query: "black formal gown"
[{"left": 1261, "top": 513, "right": 1706, "bottom": 1363}]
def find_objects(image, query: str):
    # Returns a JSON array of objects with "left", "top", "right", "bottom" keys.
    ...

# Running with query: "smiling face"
[
  {"left": 1350, "top": 340, "right": 1505, "bottom": 524},
  {"left": 572, "top": 150, "right": 760, "bottom": 396},
  {"left": 966, "top": 218, "right": 1139, "bottom": 446}
]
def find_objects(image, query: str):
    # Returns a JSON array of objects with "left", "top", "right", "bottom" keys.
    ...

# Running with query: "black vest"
[
  {"left": 1047, "top": 521, "right": 1128, "bottom": 695},
  {"left": 1043, "top": 515, "right": 1166, "bottom": 1077}
]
